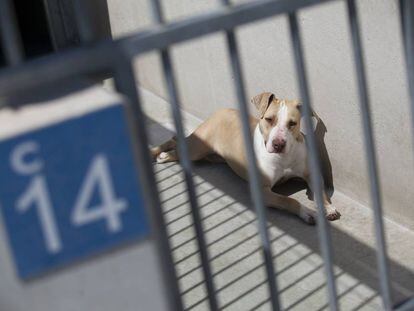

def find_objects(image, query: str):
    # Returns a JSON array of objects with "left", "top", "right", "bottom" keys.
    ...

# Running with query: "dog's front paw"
[
  {"left": 299, "top": 205, "right": 317, "bottom": 225},
  {"left": 150, "top": 147, "right": 161, "bottom": 162},
  {"left": 325, "top": 206, "right": 341, "bottom": 221},
  {"left": 156, "top": 152, "right": 169, "bottom": 163}
]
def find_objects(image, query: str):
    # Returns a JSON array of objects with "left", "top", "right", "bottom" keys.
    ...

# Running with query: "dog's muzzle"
[{"left": 272, "top": 139, "right": 286, "bottom": 153}]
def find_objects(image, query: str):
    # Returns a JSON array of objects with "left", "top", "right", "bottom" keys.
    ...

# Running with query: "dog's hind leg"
[
  {"left": 151, "top": 137, "right": 177, "bottom": 160},
  {"left": 204, "top": 153, "right": 226, "bottom": 163},
  {"left": 152, "top": 132, "right": 213, "bottom": 163}
]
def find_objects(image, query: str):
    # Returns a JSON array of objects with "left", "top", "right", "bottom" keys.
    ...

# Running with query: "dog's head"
[{"left": 252, "top": 92, "right": 302, "bottom": 154}]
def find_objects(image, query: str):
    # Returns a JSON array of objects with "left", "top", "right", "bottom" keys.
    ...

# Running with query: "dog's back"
[{"left": 151, "top": 108, "right": 257, "bottom": 180}]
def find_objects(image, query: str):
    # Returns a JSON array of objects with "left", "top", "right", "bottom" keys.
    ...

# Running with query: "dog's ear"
[
  {"left": 251, "top": 92, "right": 275, "bottom": 118},
  {"left": 296, "top": 101, "right": 321, "bottom": 121}
]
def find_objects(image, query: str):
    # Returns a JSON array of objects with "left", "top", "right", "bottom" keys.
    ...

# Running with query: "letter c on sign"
[{"left": 10, "top": 141, "right": 44, "bottom": 175}]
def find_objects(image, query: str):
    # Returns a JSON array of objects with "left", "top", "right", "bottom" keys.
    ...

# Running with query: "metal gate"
[{"left": 1, "top": 0, "right": 414, "bottom": 310}]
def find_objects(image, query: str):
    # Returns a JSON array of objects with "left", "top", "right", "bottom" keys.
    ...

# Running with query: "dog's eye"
[
  {"left": 289, "top": 120, "right": 297, "bottom": 127},
  {"left": 264, "top": 117, "right": 273, "bottom": 123}
]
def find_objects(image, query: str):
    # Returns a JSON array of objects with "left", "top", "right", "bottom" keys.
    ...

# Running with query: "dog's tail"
[{"left": 150, "top": 137, "right": 177, "bottom": 161}]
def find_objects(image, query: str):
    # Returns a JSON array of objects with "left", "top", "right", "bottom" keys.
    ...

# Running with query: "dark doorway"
[
  {"left": 0, "top": 0, "right": 54, "bottom": 67},
  {"left": 0, "top": 43, "right": 5, "bottom": 67},
  {"left": 1, "top": 0, "right": 111, "bottom": 68},
  {"left": 13, "top": 0, "right": 54, "bottom": 59}
]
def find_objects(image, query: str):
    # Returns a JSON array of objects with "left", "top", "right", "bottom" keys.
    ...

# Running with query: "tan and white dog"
[{"left": 151, "top": 92, "right": 340, "bottom": 224}]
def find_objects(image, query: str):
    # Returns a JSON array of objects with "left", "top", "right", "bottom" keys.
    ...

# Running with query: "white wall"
[{"left": 108, "top": 0, "right": 414, "bottom": 230}]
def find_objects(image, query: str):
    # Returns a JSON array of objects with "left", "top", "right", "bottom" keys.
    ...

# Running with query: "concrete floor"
[{"left": 142, "top": 88, "right": 414, "bottom": 311}]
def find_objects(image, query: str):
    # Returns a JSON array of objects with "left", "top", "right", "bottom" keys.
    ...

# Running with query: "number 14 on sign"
[{"left": 12, "top": 141, "right": 129, "bottom": 254}]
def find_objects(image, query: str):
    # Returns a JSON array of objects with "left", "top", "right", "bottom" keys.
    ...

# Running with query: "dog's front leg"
[
  {"left": 303, "top": 175, "right": 341, "bottom": 221},
  {"left": 263, "top": 187, "right": 317, "bottom": 225}
]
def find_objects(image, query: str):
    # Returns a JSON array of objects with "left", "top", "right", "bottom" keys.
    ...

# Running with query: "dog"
[{"left": 151, "top": 92, "right": 340, "bottom": 224}]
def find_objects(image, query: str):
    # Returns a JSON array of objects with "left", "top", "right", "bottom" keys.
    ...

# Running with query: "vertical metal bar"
[
  {"left": 219, "top": 1, "right": 281, "bottom": 310},
  {"left": 113, "top": 56, "right": 183, "bottom": 311},
  {"left": 399, "top": 0, "right": 407, "bottom": 43},
  {"left": 399, "top": 14, "right": 414, "bottom": 310},
  {"left": 150, "top": 2, "right": 219, "bottom": 310},
  {"left": 0, "top": 0, "right": 24, "bottom": 65},
  {"left": 72, "top": 0, "right": 95, "bottom": 43},
  {"left": 346, "top": 1, "right": 392, "bottom": 310},
  {"left": 288, "top": 12, "right": 338, "bottom": 311},
  {"left": 400, "top": 0, "right": 414, "bottom": 159}
]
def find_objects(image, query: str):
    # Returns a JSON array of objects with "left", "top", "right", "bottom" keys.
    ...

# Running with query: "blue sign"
[{"left": 0, "top": 105, "right": 150, "bottom": 279}]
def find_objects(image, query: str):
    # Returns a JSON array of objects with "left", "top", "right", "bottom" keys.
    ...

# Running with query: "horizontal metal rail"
[
  {"left": 0, "top": 42, "right": 116, "bottom": 101},
  {"left": 0, "top": 0, "right": 338, "bottom": 97}
]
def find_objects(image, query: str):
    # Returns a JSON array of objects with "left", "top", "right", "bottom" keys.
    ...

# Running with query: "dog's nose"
[{"left": 273, "top": 139, "right": 286, "bottom": 153}]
